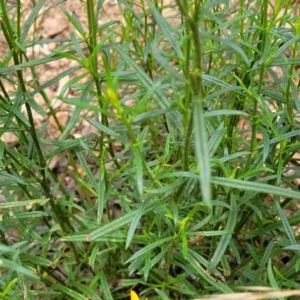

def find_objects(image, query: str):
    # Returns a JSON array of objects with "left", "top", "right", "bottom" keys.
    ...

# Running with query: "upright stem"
[
  {"left": 175, "top": 0, "right": 206, "bottom": 202},
  {"left": 86, "top": 0, "right": 120, "bottom": 172},
  {"left": 244, "top": 0, "right": 268, "bottom": 172}
]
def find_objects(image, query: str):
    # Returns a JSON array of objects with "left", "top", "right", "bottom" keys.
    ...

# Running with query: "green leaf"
[
  {"left": 154, "top": 289, "right": 170, "bottom": 300},
  {"left": 1, "top": 278, "right": 18, "bottom": 298},
  {"left": 203, "top": 33, "right": 250, "bottom": 66},
  {"left": 0, "top": 172, "right": 28, "bottom": 185},
  {"left": 244, "top": 202, "right": 263, "bottom": 220},
  {"left": 208, "top": 193, "right": 237, "bottom": 272},
  {"left": 133, "top": 108, "right": 177, "bottom": 123},
  {"left": 160, "top": 172, "right": 300, "bottom": 199},
  {"left": 73, "top": 283, "right": 102, "bottom": 300},
  {"left": 114, "top": 45, "right": 183, "bottom": 132},
  {"left": 212, "top": 177, "right": 300, "bottom": 200},
  {"left": 151, "top": 46, "right": 186, "bottom": 82},
  {"left": 143, "top": 250, "right": 151, "bottom": 281},
  {"left": 2, "top": 93, "right": 31, "bottom": 128},
  {"left": 76, "top": 149, "right": 97, "bottom": 191},
  {"left": 26, "top": 93, "right": 48, "bottom": 118},
  {"left": 20, "top": 254, "right": 51, "bottom": 266},
  {"left": 20, "top": 0, "right": 45, "bottom": 44},
  {"left": 0, "top": 53, "right": 64, "bottom": 74},
  {"left": 53, "top": 285, "right": 87, "bottom": 300},
  {"left": 205, "top": 110, "right": 248, "bottom": 117},
  {"left": 267, "top": 259, "right": 279, "bottom": 289},
  {"left": 149, "top": 2, "right": 184, "bottom": 60},
  {"left": 0, "top": 258, "right": 39, "bottom": 280},
  {"left": 126, "top": 200, "right": 149, "bottom": 249},
  {"left": 4, "top": 90, "right": 22, "bottom": 131},
  {"left": 97, "top": 20, "right": 121, "bottom": 33},
  {"left": 285, "top": 245, "right": 300, "bottom": 250},
  {"left": 61, "top": 8, "right": 86, "bottom": 39},
  {"left": 84, "top": 117, "right": 127, "bottom": 144},
  {"left": 60, "top": 200, "right": 157, "bottom": 242},
  {"left": 96, "top": 149, "right": 106, "bottom": 225},
  {"left": 98, "top": 269, "right": 113, "bottom": 300},
  {"left": 0, "top": 199, "right": 48, "bottom": 209},
  {"left": 188, "top": 254, "right": 233, "bottom": 293},
  {"left": 10, "top": 211, "right": 48, "bottom": 219},
  {"left": 31, "top": 66, "right": 82, "bottom": 96},
  {"left": 43, "top": 138, "right": 81, "bottom": 159},
  {"left": 207, "top": 122, "right": 225, "bottom": 157},
  {"left": 271, "top": 35, "right": 300, "bottom": 60},
  {"left": 70, "top": 32, "right": 86, "bottom": 62},
  {"left": 276, "top": 200, "right": 297, "bottom": 245},
  {"left": 193, "top": 97, "right": 211, "bottom": 207},
  {"left": 189, "top": 230, "right": 233, "bottom": 237},
  {"left": 134, "top": 150, "right": 144, "bottom": 198},
  {"left": 147, "top": 180, "right": 183, "bottom": 195},
  {"left": 256, "top": 242, "right": 274, "bottom": 282},
  {"left": 125, "top": 237, "right": 173, "bottom": 264},
  {"left": 181, "top": 228, "right": 188, "bottom": 259},
  {"left": 202, "top": 74, "right": 237, "bottom": 89}
]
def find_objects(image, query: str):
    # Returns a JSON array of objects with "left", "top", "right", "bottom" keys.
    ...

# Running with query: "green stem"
[
  {"left": 174, "top": 0, "right": 205, "bottom": 203},
  {"left": 86, "top": 0, "right": 119, "bottom": 173},
  {"left": 244, "top": 0, "right": 268, "bottom": 172}
]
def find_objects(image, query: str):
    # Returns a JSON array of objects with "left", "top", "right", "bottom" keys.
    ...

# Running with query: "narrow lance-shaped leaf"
[
  {"left": 149, "top": 2, "right": 184, "bottom": 60},
  {"left": 20, "top": 0, "right": 45, "bottom": 44},
  {"left": 208, "top": 193, "right": 237, "bottom": 272},
  {"left": 193, "top": 97, "right": 211, "bottom": 207}
]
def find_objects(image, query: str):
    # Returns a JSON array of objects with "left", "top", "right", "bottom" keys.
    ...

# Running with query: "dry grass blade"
[{"left": 194, "top": 289, "right": 300, "bottom": 300}]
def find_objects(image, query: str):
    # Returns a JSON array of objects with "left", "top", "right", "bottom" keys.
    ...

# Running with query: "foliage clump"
[{"left": 0, "top": 0, "right": 300, "bottom": 299}]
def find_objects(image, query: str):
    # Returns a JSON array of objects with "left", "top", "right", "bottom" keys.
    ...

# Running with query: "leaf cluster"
[{"left": 0, "top": 0, "right": 300, "bottom": 299}]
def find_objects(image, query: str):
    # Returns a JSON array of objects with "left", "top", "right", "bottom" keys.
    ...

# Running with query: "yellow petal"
[{"left": 130, "top": 290, "right": 140, "bottom": 300}]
